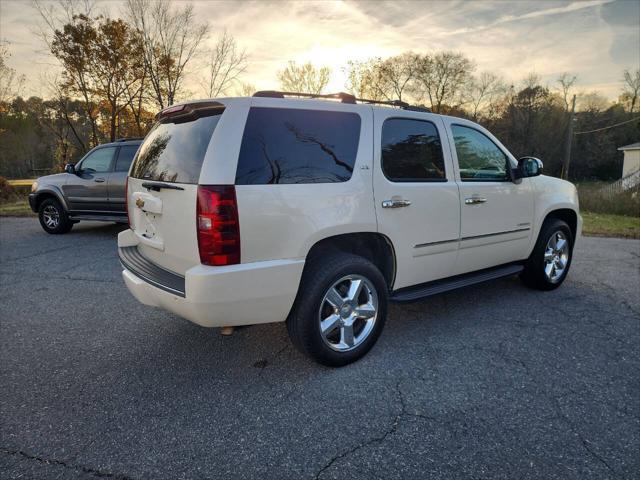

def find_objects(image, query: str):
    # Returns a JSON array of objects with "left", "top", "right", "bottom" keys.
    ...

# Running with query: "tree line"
[{"left": 0, "top": 0, "right": 638, "bottom": 181}]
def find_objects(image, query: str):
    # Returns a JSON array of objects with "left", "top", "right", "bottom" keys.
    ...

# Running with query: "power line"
[{"left": 573, "top": 116, "right": 640, "bottom": 135}]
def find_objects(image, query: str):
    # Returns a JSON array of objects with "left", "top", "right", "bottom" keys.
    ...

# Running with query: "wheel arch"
[
  {"left": 543, "top": 208, "right": 578, "bottom": 240},
  {"left": 304, "top": 232, "right": 397, "bottom": 290},
  {"left": 34, "top": 188, "right": 69, "bottom": 212}
]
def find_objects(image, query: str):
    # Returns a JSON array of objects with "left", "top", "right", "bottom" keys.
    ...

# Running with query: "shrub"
[{"left": 0, "top": 176, "right": 17, "bottom": 201}]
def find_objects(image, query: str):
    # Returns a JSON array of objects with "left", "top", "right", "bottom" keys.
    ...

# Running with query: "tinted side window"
[
  {"left": 131, "top": 112, "right": 223, "bottom": 184},
  {"left": 80, "top": 147, "right": 116, "bottom": 173},
  {"left": 235, "top": 108, "right": 361, "bottom": 184},
  {"left": 381, "top": 118, "right": 446, "bottom": 182},
  {"left": 115, "top": 145, "right": 139, "bottom": 172},
  {"left": 452, "top": 125, "right": 509, "bottom": 181}
]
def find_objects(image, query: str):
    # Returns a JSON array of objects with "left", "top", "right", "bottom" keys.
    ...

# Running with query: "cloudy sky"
[{"left": 1, "top": 0, "right": 638, "bottom": 100}]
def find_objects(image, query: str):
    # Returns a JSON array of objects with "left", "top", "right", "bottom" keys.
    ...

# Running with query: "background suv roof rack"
[
  {"left": 115, "top": 137, "right": 144, "bottom": 142},
  {"left": 252, "top": 90, "right": 431, "bottom": 112}
]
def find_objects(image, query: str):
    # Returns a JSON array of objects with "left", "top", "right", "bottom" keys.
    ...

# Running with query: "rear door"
[
  {"left": 443, "top": 120, "right": 534, "bottom": 275},
  {"left": 373, "top": 110, "right": 460, "bottom": 290},
  {"left": 63, "top": 146, "right": 116, "bottom": 212},
  {"left": 108, "top": 144, "right": 139, "bottom": 213},
  {"left": 127, "top": 102, "right": 225, "bottom": 274}
]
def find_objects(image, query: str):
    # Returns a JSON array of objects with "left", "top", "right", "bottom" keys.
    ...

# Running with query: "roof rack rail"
[
  {"left": 253, "top": 90, "right": 357, "bottom": 104},
  {"left": 356, "top": 97, "right": 431, "bottom": 113},
  {"left": 115, "top": 137, "right": 144, "bottom": 142},
  {"left": 252, "top": 90, "right": 431, "bottom": 113}
]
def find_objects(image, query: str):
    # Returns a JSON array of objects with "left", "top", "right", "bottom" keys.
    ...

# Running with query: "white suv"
[{"left": 118, "top": 92, "right": 581, "bottom": 366}]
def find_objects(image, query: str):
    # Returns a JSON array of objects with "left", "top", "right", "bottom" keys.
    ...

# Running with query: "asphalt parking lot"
[{"left": 1, "top": 217, "right": 639, "bottom": 480}]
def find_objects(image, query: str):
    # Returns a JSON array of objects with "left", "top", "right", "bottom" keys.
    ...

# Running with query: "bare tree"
[
  {"left": 344, "top": 55, "right": 419, "bottom": 101},
  {"left": 31, "top": 0, "right": 100, "bottom": 145},
  {"left": 43, "top": 74, "right": 87, "bottom": 152},
  {"left": 122, "top": 63, "right": 149, "bottom": 136},
  {"left": 0, "top": 42, "right": 25, "bottom": 103},
  {"left": 201, "top": 30, "right": 248, "bottom": 98},
  {"left": 557, "top": 73, "right": 577, "bottom": 111},
  {"left": 277, "top": 61, "right": 330, "bottom": 94},
  {"left": 621, "top": 69, "right": 640, "bottom": 113},
  {"left": 469, "top": 71, "right": 505, "bottom": 120},
  {"left": 374, "top": 53, "right": 420, "bottom": 102},
  {"left": 522, "top": 72, "right": 542, "bottom": 90},
  {"left": 415, "top": 52, "right": 475, "bottom": 113},
  {"left": 32, "top": 0, "right": 97, "bottom": 49},
  {"left": 236, "top": 82, "right": 256, "bottom": 97},
  {"left": 344, "top": 59, "right": 383, "bottom": 100},
  {"left": 125, "top": 0, "right": 208, "bottom": 109},
  {"left": 577, "top": 91, "right": 610, "bottom": 113}
]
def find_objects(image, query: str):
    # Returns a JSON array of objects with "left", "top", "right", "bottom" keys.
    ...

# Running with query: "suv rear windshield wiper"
[{"left": 141, "top": 182, "right": 185, "bottom": 192}]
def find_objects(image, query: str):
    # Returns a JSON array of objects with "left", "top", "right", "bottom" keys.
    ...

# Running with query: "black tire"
[
  {"left": 287, "top": 252, "right": 388, "bottom": 367},
  {"left": 521, "top": 218, "right": 573, "bottom": 290},
  {"left": 38, "top": 198, "right": 73, "bottom": 234}
]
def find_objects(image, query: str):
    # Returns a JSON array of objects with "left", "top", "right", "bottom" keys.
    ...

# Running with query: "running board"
[
  {"left": 390, "top": 264, "right": 524, "bottom": 302},
  {"left": 69, "top": 214, "right": 127, "bottom": 223}
]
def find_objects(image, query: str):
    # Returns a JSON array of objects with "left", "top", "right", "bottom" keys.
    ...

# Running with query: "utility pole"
[{"left": 561, "top": 94, "right": 576, "bottom": 180}]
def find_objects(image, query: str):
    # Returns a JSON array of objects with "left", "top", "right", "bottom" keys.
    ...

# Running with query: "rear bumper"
[{"left": 117, "top": 230, "right": 305, "bottom": 328}]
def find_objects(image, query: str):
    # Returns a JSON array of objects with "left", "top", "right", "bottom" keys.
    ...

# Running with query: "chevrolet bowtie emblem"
[{"left": 136, "top": 198, "right": 145, "bottom": 209}]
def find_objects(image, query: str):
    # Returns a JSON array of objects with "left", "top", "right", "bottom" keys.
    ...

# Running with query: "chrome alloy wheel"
[
  {"left": 42, "top": 205, "right": 60, "bottom": 229},
  {"left": 544, "top": 231, "right": 569, "bottom": 283},
  {"left": 318, "top": 274, "right": 379, "bottom": 352}
]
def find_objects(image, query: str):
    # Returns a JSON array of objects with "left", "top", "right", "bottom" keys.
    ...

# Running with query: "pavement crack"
[
  {"left": 548, "top": 397, "right": 620, "bottom": 478},
  {"left": 0, "top": 447, "right": 136, "bottom": 479},
  {"left": 579, "top": 437, "right": 617, "bottom": 476},
  {"left": 469, "top": 339, "right": 621, "bottom": 478},
  {"left": 314, "top": 380, "right": 434, "bottom": 479},
  {"left": 314, "top": 382, "right": 403, "bottom": 479}
]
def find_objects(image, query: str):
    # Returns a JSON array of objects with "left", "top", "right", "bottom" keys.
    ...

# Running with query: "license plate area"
[{"left": 131, "top": 191, "right": 164, "bottom": 250}]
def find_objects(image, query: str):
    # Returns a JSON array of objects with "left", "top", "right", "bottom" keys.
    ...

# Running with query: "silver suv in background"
[{"left": 29, "top": 138, "right": 142, "bottom": 234}]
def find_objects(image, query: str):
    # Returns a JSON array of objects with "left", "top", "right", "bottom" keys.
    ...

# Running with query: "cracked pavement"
[{"left": 1, "top": 218, "right": 638, "bottom": 479}]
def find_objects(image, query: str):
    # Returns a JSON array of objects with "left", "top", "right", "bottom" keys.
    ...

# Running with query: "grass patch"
[
  {"left": 0, "top": 199, "right": 35, "bottom": 217},
  {"left": 582, "top": 211, "right": 640, "bottom": 239}
]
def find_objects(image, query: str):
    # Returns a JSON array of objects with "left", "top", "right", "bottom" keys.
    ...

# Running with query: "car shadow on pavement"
[{"left": 67, "top": 222, "right": 128, "bottom": 237}]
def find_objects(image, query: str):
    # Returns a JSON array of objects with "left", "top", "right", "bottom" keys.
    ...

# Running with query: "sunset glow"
[{"left": 1, "top": 0, "right": 638, "bottom": 99}]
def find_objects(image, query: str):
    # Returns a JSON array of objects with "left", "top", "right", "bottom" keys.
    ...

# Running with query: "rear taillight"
[
  {"left": 125, "top": 176, "right": 130, "bottom": 227},
  {"left": 196, "top": 185, "right": 240, "bottom": 266}
]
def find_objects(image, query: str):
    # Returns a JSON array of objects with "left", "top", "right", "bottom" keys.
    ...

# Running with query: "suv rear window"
[
  {"left": 130, "top": 112, "right": 222, "bottom": 184},
  {"left": 235, "top": 107, "right": 361, "bottom": 184}
]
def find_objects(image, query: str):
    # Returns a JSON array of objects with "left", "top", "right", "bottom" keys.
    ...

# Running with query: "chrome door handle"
[
  {"left": 465, "top": 196, "right": 487, "bottom": 205},
  {"left": 382, "top": 199, "right": 411, "bottom": 208},
  {"left": 94, "top": 178, "right": 105, "bottom": 183}
]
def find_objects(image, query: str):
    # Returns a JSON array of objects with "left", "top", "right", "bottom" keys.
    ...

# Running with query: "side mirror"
[
  {"left": 65, "top": 163, "right": 76, "bottom": 174},
  {"left": 514, "top": 157, "right": 543, "bottom": 179}
]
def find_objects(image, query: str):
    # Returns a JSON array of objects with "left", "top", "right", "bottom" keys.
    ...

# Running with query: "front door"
[
  {"left": 373, "top": 111, "right": 460, "bottom": 290},
  {"left": 64, "top": 146, "right": 116, "bottom": 212},
  {"left": 108, "top": 144, "right": 139, "bottom": 213},
  {"left": 443, "top": 120, "right": 534, "bottom": 275}
]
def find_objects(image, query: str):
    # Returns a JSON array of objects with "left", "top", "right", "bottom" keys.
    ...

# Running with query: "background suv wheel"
[
  {"left": 521, "top": 218, "right": 573, "bottom": 290},
  {"left": 287, "top": 252, "right": 388, "bottom": 366},
  {"left": 38, "top": 198, "right": 73, "bottom": 234}
]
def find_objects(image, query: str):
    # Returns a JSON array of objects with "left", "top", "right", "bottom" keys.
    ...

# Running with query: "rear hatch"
[{"left": 127, "top": 102, "right": 224, "bottom": 274}]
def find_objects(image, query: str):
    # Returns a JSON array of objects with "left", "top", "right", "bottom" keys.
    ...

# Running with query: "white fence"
[{"left": 598, "top": 169, "right": 640, "bottom": 197}]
